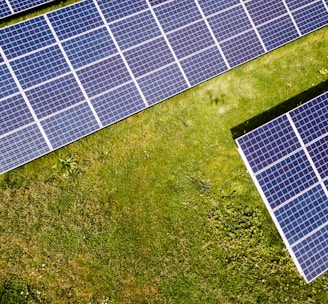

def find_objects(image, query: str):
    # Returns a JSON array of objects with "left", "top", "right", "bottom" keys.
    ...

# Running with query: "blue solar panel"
[
  {"left": 208, "top": 6, "right": 252, "bottom": 42},
  {"left": 92, "top": 82, "right": 146, "bottom": 127},
  {"left": 220, "top": 30, "right": 265, "bottom": 68},
  {"left": 274, "top": 184, "right": 328, "bottom": 245},
  {"left": 0, "top": 94, "right": 34, "bottom": 135},
  {"left": 124, "top": 37, "right": 175, "bottom": 78},
  {"left": 167, "top": 21, "right": 215, "bottom": 59},
  {"left": 307, "top": 135, "right": 328, "bottom": 179},
  {"left": 25, "top": 74, "right": 85, "bottom": 119},
  {"left": 40, "top": 102, "right": 99, "bottom": 150},
  {"left": 197, "top": 0, "right": 240, "bottom": 16},
  {"left": 0, "top": 0, "right": 12, "bottom": 19},
  {"left": 48, "top": 0, "right": 104, "bottom": 41},
  {"left": 138, "top": 64, "right": 188, "bottom": 105},
  {"left": 0, "top": 124, "right": 50, "bottom": 174},
  {"left": 286, "top": 0, "right": 319, "bottom": 11},
  {"left": 236, "top": 92, "right": 328, "bottom": 282},
  {"left": 292, "top": 1, "right": 328, "bottom": 35},
  {"left": 0, "top": 64, "right": 19, "bottom": 99},
  {"left": 10, "top": 46, "right": 70, "bottom": 90},
  {"left": 110, "top": 10, "right": 162, "bottom": 50},
  {"left": 293, "top": 224, "right": 328, "bottom": 282},
  {"left": 154, "top": 0, "right": 202, "bottom": 32},
  {"left": 257, "top": 15, "right": 299, "bottom": 51},
  {"left": 2, "top": 16, "right": 56, "bottom": 60},
  {"left": 245, "top": 0, "right": 289, "bottom": 26},
  {"left": 290, "top": 93, "right": 328, "bottom": 145},
  {"left": 62, "top": 27, "right": 117, "bottom": 70},
  {"left": 180, "top": 46, "right": 227, "bottom": 86},
  {"left": 77, "top": 55, "right": 131, "bottom": 98},
  {"left": 97, "top": 0, "right": 148, "bottom": 24}
]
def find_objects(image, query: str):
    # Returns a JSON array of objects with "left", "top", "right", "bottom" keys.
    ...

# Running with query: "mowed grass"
[{"left": 1, "top": 5, "right": 328, "bottom": 303}]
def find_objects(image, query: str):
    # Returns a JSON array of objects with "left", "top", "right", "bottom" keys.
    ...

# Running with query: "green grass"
[{"left": 1, "top": 3, "right": 328, "bottom": 303}]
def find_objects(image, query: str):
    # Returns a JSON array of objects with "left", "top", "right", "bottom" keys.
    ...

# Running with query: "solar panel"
[
  {"left": 0, "top": 0, "right": 54, "bottom": 19},
  {"left": 0, "top": 0, "right": 328, "bottom": 176},
  {"left": 236, "top": 91, "right": 328, "bottom": 283}
]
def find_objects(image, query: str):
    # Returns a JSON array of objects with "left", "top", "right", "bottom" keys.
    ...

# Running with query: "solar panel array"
[
  {"left": 0, "top": 0, "right": 54, "bottom": 19},
  {"left": 236, "top": 91, "right": 328, "bottom": 283},
  {"left": 1, "top": 0, "right": 328, "bottom": 174}
]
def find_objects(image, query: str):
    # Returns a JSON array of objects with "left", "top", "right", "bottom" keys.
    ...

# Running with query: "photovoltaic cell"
[
  {"left": 244, "top": 0, "right": 289, "bottom": 26},
  {"left": 92, "top": 82, "right": 146, "bottom": 127},
  {"left": 48, "top": 0, "right": 104, "bottom": 41},
  {"left": 256, "top": 150, "right": 318, "bottom": 209},
  {"left": 1, "top": 64, "right": 19, "bottom": 99},
  {"left": 138, "top": 64, "right": 188, "bottom": 105},
  {"left": 41, "top": 102, "right": 99, "bottom": 149},
  {"left": 307, "top": 135, "right": 328, "bottom": 179},
  {"left": 10, "top": 45, "right": 70, "bottom": 90},
  {"left": 0, "top": 124, "right": 50, "bottom": 174},
  {"left": 291, "top": 1, "right": 328, "bottom": 35},
  {"left": 124, "top": 37, "right": 175, "bottom": 78},
  {"left": 167, "top": 21, "right": 215, "bottom": 59},
  {"left": 285, "top": 0, "right": 317, "bottom": 11},
  {"left": 110, "top": 10, "right": 161, "bottom": 50},
  {"left": 0, "top": 0, "right": 12, "bottom": 19},
  {"left": 1, "top": 16, "right": 56, "bottom": 60},
  {"left": 0, "top": 94, "right": 34, "bottom": 135},
  {"left": 274, "top": 184, "right": 328, "bottom": 245},
  {"left": 257, "top": 15, "right": 299, "bottom": 51},
  {"left": 149, "top": 0, "right": 170, "bottom": 6},
  {"left": 154, "top": 0, "right": 202, "bottom": 33},
  {"left": 220, "top": 30, "right": 265, "bottom": 67},
  {"left": 25, "top": 74, "right": 85, "bottom": 119},
  {"left": 290, "top": 94, "right": 328, "bottom": 145},
  {"left": 62, "top": 27, "right": 117, "bottom": 70},
  {"left": 97, "top": 0, "right": 148, "bottom": 24},
  {"left": 236, "top": 92, "right": 328, "bottom": 282},
  {"left": 77, "top": 55, "right": 131, "bottom": 98},
  {"left": 293, "top": 224, "right": 328, "bottom": 282},
  {"left": 197, "top": 0, "right": 240, "bottom": 16},
  {"left": 208, "top": 6, "right": 252, "bottom": 42},
  {"left": 180, "top": 46, "right": 227, "bottom": 86},
  {"left": 237, "top": 115, "right": 302, "bottom": 173}
]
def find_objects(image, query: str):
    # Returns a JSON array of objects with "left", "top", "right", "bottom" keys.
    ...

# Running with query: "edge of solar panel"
[
  {"left": 0, "top": 0, "right": 55, "bottom": 20},
  {"left": 235, "top": 90, "right": 328, "bottom": 283},
  {"left": 1, "top": 0, "right": 328, "bottom": 175}
]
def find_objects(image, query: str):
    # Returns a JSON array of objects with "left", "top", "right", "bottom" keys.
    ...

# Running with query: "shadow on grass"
[{"left": 231, "top": 79, "right": 328, "bottom": 140}]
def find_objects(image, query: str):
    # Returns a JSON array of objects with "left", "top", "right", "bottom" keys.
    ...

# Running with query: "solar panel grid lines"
[
  {"left": 92, "top": 0, "right": 149, "bottom": 107},
  {"left": 145, "top": 0, "right": 191, "bottom": 88},
  {"left": 236, "top": 91, "right": 328, "bottom": 282},
  {"left": 192, "top": 0, "right": 230, "bottom": 69},
  {"left": 43, "top": 13, "right": 103, "bottom": 129},
  {"left": 0, "top": 47, "right": 53, "bottom": 150}
]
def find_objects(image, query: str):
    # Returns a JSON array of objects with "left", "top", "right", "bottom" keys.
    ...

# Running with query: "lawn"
[{"left": 1, "top": 3, "right": 328, "bottom": 303}]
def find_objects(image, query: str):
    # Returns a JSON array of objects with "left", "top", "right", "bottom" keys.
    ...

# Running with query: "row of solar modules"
[
  {"left": 1, "top": 0, "right": 328, "bottom": 174},
  {"left": 236, "top": 91, "right": 328, "bottom": 282},
  {"left": 0, "top": 0, "right": 54, "bottom": 19}
]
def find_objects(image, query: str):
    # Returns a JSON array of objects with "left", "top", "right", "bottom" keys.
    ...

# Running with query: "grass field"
[{"left": 1, "top": 3, "right": 328, "bottom": 303}]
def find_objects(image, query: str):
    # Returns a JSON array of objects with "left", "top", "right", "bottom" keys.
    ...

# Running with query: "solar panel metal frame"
[
  {"left": 0, "top": 0, "right": 328, "bottom": 176},
  {"left": 236, "top": 91, "right": 328, "bottom": 283},
  {"left": 0, "top": 0, "right": 54, "bottom": 19}
]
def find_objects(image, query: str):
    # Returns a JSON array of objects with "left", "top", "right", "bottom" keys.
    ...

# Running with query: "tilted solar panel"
[
  {"left": 0, "top": 0, "right": 328, "bottom": 175},
  {"left": 236, "top": 91, "right": 328, "bottom": 283},
  {"left": 0, "top": 0, "right": 54, "bottom": 19}
]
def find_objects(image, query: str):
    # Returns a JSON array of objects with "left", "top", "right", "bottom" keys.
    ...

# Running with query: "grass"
[{"left": 1, "top": 3, "right": 328, "bottom": 303}]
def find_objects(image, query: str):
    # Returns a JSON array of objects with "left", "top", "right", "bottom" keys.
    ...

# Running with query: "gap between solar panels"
[
  {"left": 236, "top": 91, "right": 328, "bottom": 283},
  {"left": 0, "top": 0, "right": 55, "bottom": 19},
  {"left": 0, "top": 0, "right": 328, "bottom": 175}
]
